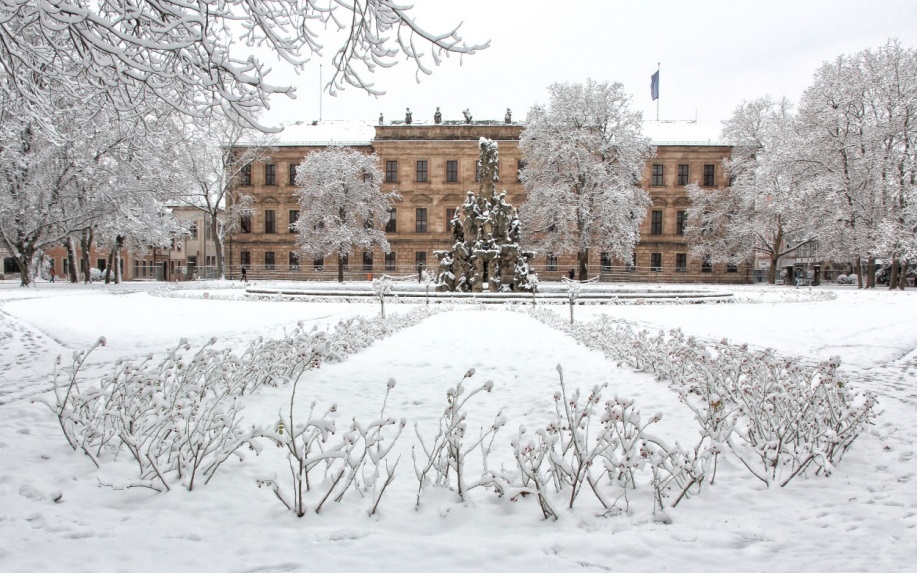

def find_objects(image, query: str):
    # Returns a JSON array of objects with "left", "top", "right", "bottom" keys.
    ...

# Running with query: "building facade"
[{"left": 227, "top": 122, "right": 749, "bottom": 283}]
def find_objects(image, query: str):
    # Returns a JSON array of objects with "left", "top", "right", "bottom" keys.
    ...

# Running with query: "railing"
[{"left": 207, "top": 264, "right": 752, "bottom": 284}]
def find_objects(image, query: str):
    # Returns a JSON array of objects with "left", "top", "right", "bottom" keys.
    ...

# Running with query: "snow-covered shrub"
[
  {"left": 42, "top": 306, "right": 441, "bottom": 493},
  {"left": 412, "top": 368, "right": 506, "bottom": 506},
  {"left": 43, "top": 337, "right": 271, "bottom": 491},
  {"left": 835, "top": 274, "right": 848, "bottom": 284},
  {"left": 527, "top": 308, "right": 877, "bottom": 487},
  {"left": 258, "top": 379, "right": 404, "bottom": 517},
  {"left": 498, "top": 365, "right": 701, "bottom": 521}
]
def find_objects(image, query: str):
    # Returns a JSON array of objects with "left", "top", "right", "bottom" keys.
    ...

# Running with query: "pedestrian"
[
  {"left": 417, "top": 262, "right": 424, "bottom": 283},
  {"left": 568, "top": 268, "right": 575, "bottom": 280},
  {"left": 49, "top": 266, "right": 56, "bottom": 283},
  {"left": 241, "top": 267, "right": 247, "bottom": 282}
]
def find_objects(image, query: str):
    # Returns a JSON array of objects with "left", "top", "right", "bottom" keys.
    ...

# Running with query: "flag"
[{"left": 650, "top": 70, "right": 659, "bottom": 101}]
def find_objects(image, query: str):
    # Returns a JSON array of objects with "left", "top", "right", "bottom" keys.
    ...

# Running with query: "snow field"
[{"left": 0, "top": 283, "right": 915, "bottom": 572}]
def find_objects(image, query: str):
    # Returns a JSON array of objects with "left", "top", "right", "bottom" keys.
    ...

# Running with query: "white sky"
[{"left": 258, "top": 0, "right": 917, "bottom": 139}]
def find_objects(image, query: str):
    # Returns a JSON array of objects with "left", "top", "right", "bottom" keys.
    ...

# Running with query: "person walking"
[
  {"left": 241, "top": 267, "right": 247, "bottom": 282},
  {"left": 49, "top": 267, "right": 56, "bottom": 283},
  {"left": 417, "top": 262, "right": 424, "bottom": 283},
  {"left": 568, "top": 268, "right": 575, "bottom": 280}
]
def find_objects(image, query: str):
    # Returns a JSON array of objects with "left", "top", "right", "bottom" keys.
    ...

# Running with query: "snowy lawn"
[{"left": 0, "top": 280, "right": 914, "bottom": 572}]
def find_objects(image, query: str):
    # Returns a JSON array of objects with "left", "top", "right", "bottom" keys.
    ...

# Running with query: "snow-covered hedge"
[
  {"left": 528, "top": 308, "right": 877, "bottom": 487},
  {"left": 41, "top": 307, "right": 441, "bottom": 492}
]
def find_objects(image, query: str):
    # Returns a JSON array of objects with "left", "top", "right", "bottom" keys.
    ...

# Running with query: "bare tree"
[
  {"left": 293, "top": 147, "right": 398, "bottom": 282},
  {"left": 175, "top": 116, "right": 274, "bottom": 279},
  {"left": 519, "top": 79, "right": 654, "bottom": 280}
]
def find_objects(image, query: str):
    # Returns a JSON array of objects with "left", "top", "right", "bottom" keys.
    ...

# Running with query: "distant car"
[{"left": 82, "top": 268, "right": 103, "bottom": 282}]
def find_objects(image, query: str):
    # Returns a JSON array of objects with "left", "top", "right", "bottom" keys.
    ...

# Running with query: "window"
[
  {"left": 240, "top": 251, "right": 251, "bottom": 267},
  {"left": 240, "top": 164, "right": 252, "bottom": 186},
  {"left": 385, "top": 251, "right": 396, "bottom": 271},
  {"left": 415, "top": 208, "right": 427, "bottom": 233},
  {"left": 475, "top": 160, "right": 481, "bottom": 182},
  {"left": 446, "top": 160, "right": 458, "bottom": 183},
  {"left": 651, "top": 164, "right": 664, "bottom": 186},
  {"left": 704, "top": 164, "right": 715, "bottom": 186},
  {"left": 415, "top": 252, "right": 426, "bottom": 269},
  {"left": 265, "top": 164, "right": 277, "bottom": 185},
  {"left": 676, "top": 210, "right": 686, "bottom": 235},
  {"left": 289, "top": 210, "right": 299, "bottom": 233},
  {"left": 517, "top": 159, "right": 526, "bottom": 182},
  {"left": 289, "top": 164, "right": 297, "bottom": 186},
  {"left": 289, "top": 252, "right": 300, "bottom": 270},
  {"left": 314, "top": 257, "right": 324, "bottom": 271},
  {"left": 264, "top": 252, "right": 275, "bottom": 270},
  {"left": 189, "top": 222, "right": 198, "bottom": 239},
  {"left": 677, "top": 164, "right": 689, "bottom": 186},
  {"left": 205, "top": 219, "right": 213, "bottom": 240},
  {"left": 727, "top": 262, "right": 738, "bottom": 273},
  {"left": 546, "top": 254, "right": 557, "bottom": 271},
  {"left": 264, "top": 210, "right": 276, "bottom": 233},
  {"left": 600, "top": 252, "right": 612, "bottom": 271},
  {"left": 701, "top": 256, "right": 712, "bottom": 273},
  {"left": 446, "top": 208, "right": 456, "bottom": 232},
  {"left": 385, "top": 160, "right": 398, "bottom": 182},
  {"left": 651, "top": 252, "right": 662, "bottom": 271},
  {"left": 98, "top": 258, "right": 106, "bottom": 271},
  {"left": 676, "top": 253, "right": 687, "bottom": 272},
  {"left": 416, "top": 160, "right": 428, "bottom": 182},
  {"left": 240, "top": 214, "right": 251, "bottom": 233},
  {"left": 362, "top": 251, "right": 373, "bottom": 271},
  {"left": 385, "top": 208, "right": 397, "bottom": 233},
  {"left": 651, "top": 211, "right": 663, "bottom": 235}
]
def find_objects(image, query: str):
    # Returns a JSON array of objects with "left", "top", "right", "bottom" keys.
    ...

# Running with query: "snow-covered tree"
[
  {"left": 434, "top": 138, "right": 536, "bottom": 292},
  {"left": 293, "top": 147, "right": 399, "bottom": 282},
  {"left": 519, "top": 79, "right": 654, "bottom": 280},
  {"left": 685, "top": 97, "right": 816, "bottom": 284},
  {"left": 0, "top": 1, "right": 487, "bottom": 135},
  {"left": 174, "top": 116, "right": 274, "bottom": 279},
  {"left": 796, "top": 40, "right": 917, "bottom": 288},
  {"left": 0, "top": 94, "right": 186, "bottom": 286}
]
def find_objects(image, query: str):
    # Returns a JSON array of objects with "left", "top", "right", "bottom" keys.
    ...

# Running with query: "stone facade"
[{"left": 227, "top": 123, "right": 749, "bottom": 283}]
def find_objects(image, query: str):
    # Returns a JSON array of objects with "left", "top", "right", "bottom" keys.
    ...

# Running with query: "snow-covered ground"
[{"left": 0, "top": 279, "right": 914, "bottom": 572}]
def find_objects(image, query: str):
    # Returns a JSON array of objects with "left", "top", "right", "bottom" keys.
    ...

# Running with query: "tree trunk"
[
  {"left": 16, "top": 251, "right": 34, "bottom": 287},
  {"left": 66, "top": 238, "right": 79, "bottom": 283},
  {"left": 889, "top": 256, "right": 899, "bottom": 290},
  {"left": 80, "top": 228, "right": 93, "bottom": 283},
  {"left": 866, "top": 257, "right": 876, "bottom": 289},
  {"left": 212, "top": 213, "right": 225, "bottom": 279},
  {"left": 577, "top": 249, "right": 588, "bottom": 281},
  {"left": 898, "top": 259, "right": 908, "bottom": 290},
  {"left": 104, "top": 251, "right": 115, "bottom": 284},
  {"left": 768, "top": 252, "right": 779, "bottom": 284},
  {"left": 337, "top": 252, "right": 345, "bottom": 283}
]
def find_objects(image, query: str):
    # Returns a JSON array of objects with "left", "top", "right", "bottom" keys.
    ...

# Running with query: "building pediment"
[
  {"left": 412, "top": 193, "right": 433, "bottom": 204},
  {"left": 442, "top": 194, "right": 462, "bottom": 203},
  {"left": 261, "top": 196, "right": 279, "bottom": 204}
]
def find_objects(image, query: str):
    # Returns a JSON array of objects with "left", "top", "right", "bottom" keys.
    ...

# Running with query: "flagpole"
[{"left": 656, "top": 62, "right": 660, "bottom": 121}]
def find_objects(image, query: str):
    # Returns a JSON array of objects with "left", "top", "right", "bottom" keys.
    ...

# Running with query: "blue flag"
[{"left": 651, "top": 70, "right": 659, "bottom": 101}]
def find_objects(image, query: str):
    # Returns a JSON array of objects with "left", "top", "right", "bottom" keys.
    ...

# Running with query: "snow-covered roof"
[
  {"left": 252, "top": 119, "right": 726, "bottom": 147},
  {"left": 641, "top": 121, "right": 725, "bottom": 145},
  {"left": 268, "top": 120, "right": 375, "bottom": 146}
]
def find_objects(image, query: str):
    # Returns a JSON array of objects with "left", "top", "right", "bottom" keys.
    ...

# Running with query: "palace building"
[{"left": 227, "top": 118, "right": 748, "bottom": 283}]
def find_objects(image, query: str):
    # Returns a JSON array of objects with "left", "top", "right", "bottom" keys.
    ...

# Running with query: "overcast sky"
[{"left": 259, "top": 0, "right": 917, "bottom": 138}]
